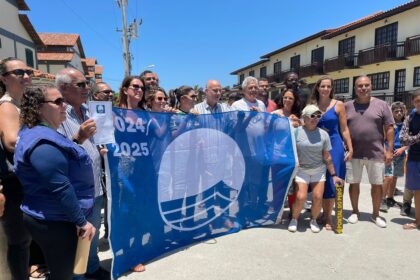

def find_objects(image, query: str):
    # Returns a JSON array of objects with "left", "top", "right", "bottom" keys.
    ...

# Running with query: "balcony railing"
[
  {"left": 299, "top": 62, "right": 323, "bottom": 78},
  {"left": 324, "top": 54, "right": 358, "bottom": 73},
  {"left": 267, "top": 71, "right": 289, "bottom": 83},
  {"left": 406, "top": 34, "right": 420, "bottom": 56},
  {"left": 358, "top": 42, "right": 406, "bottom": 66}
]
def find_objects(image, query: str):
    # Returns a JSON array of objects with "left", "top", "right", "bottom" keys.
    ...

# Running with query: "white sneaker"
[
  {"left": 347, "top": 213, "right": 359, "bottom": 224},
  {"left": 288, "top": 219, "right": 298, "bottom": 232},
  {"left": 310, "top": 219, "right": 321, "bottom": 233},
  {"left": 371, "top": 216, "right": 387, "bottom": 228}
]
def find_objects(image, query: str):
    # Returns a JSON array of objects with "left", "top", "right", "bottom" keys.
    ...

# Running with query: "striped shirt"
[
  {"left": 57, "top": 104, "right": 103, "bottom": 198},
  {"left": 194, "top": 100, "right": 232, "bottom": 114}
]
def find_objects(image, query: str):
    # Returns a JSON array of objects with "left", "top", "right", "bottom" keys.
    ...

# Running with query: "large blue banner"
[{"left": 107, "top": 108, "right": 297, "bottom": 278}]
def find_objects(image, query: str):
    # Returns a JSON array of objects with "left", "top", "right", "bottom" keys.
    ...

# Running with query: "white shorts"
[
  {"left": 346, "top": 158, "right": 384, "bottom": 185},
  {"left": 295, "top": 166, "right": 326, "bottom": 184}
]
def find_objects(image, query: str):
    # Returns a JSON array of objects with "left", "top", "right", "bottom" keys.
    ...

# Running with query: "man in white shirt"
[{"left": 231, "top": 76, "right": 266, "bottom": 112}]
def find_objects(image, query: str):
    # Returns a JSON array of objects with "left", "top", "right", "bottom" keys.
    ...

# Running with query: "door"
[{"left": 394, "top": 69, "right": 406, "bottom": 101}]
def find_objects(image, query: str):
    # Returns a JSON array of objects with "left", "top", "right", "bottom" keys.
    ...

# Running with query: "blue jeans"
[{"left": 73, "top": 195, "right": 103, "bottom": 279}]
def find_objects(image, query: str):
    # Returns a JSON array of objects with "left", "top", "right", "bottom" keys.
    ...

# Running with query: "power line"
[{"left": 59, "top": 0, "right": 121, "bottom": 52}]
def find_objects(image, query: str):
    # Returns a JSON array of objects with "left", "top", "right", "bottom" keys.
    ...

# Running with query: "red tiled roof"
[
  {"left": 95, "top": 65, "right": 103, "bottom": 74},
  {"left": 38, "top": 33, "right": 79, "bottom": 46},
  {"left": 18, "top": 14, "right": 44, "bottom": 47},
  {"left": 37, "top": 52, "right": 74, "bottom": 61},
  {"left": 82, "top": 58, "right": 97, "bottom": 66},
  {"left": 322, "top": 0, "right": 420, "bottom": 39},
  {"left": 17, "top": 0, "right": 29, "bottom": 11},
  {"left": 32, "top": 69, "right": 55, "bottom": 80}
]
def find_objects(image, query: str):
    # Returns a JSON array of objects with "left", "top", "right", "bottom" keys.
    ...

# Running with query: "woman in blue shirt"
[{"left": 14, "top": 84, "right": 95, "bottom": 280}]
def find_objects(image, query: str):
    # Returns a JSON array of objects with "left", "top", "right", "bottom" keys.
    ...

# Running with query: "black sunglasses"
[
  {"left": 130, "top": 84, "right": 143, "bottom": 90},
  {"left": 99, "top": 90, "right": 114, "bottom": 94},
  {"left": 156, "top": 96, "right": 168, "bottom": 101},
  {"left": 67, "top": 81, "right": 89, "bottom": 89},
  {"left": 2, "top": 69, "right": 33, "bottom": 77},
  {"left": 310, "top": 114, "right": 322, "bottom": 119},
  {"left": 43, "top": 97, "right": 65, "bottom": 106}
]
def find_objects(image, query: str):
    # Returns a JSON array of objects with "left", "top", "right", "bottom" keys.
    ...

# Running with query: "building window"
[
  {"left": 239, "top": 74, "right": 244, "bottom": 85},
  {"left": 368, "top": 72, "right": 390, "bottom": 90},
  {"left": 338, "top": 36, "right": 355, "bottom": 56},
  {"left": 333, "top": 78, "right": 349, "bottom": 94},
  {"left": 88, "top": 66, "right": 95, "bottom": 72},
  {"left": 25, "top": 48, "right": 34, "bottom": 68},
  {"left": 414, "top": 67, "right": 420, "bottom": 87},
  {"left": 259, "top": 66, "right": 267, "bottom": 78},
  {"left": 375, "top": 22, "right": 398, "bottom": 46},
  {"left": 311, "top": 47, "right": 324, "bottom": 65},
  {"left": 249, "top": 70, "right": 255, "bottom": 77},
  {"left": 290, "top": 55, "right": 300, "bottom": 72},
  {"left": 273, "top": 61, "right": 281, "bottom": 74}
]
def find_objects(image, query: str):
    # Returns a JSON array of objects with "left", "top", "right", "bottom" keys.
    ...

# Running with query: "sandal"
[
  {"left": 132, "top": 263, "right": 146, "bottom": 272},
  {"left": 403, "top": 223, "right": 420, "bottom": 230},
  {"left": 29, "top": 265, "right": 49, "bottom": 278}
]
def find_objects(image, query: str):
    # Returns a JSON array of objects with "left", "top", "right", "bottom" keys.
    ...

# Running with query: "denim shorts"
[{"left": 384, "top": 154, "right": 406, "bottom": 177}]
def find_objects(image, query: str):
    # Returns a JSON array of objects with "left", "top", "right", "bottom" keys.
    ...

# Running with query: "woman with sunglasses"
[
  {"left": 309, "top": 77, "right": 353, "bottom": 231},
  {"left": 14, "top": 84, "right": 95, "bottom": 280},
  {"left": 116, "top": 76, "right": 145, "bottom": 110},
  {"left": 288, "top": 105, "right": 341, "bottom": 233},
  {"left": 0, "top": 57, "right": 33, "bottom": 279}
]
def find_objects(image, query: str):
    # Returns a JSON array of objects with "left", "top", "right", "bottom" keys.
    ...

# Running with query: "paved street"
[{"left": 97, "top": 172, "right": 418, "bottom": 280}]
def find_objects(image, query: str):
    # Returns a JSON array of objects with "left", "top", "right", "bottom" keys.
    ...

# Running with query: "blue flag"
[{"left": 107, "top": 108, "right": 297, "bottom": 278}]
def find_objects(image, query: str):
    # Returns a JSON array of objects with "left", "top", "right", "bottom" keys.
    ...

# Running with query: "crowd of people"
[{"left": 0, "top": 57, "right": 419, "bottom": 280}]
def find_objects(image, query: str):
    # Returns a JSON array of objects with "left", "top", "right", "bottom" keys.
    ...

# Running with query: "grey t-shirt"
[
  {"left": 345, "top": 97, "right": 394, "bottom": 161},
  {"left": 296, "top": 126, "right": 331, "bottom": 170}
]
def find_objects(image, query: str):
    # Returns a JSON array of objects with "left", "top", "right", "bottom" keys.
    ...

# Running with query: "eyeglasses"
[
  {"left": 99, "top": 90, "right": 114, "bottom": 94},
  {"left": 2, "top": 69, "right": 33, "bottom": 77},
  {"left": 43, "top": 97, "right": 65, "bottom": 106},
  {"left": 67, "top": 81, "right": 89, "bottom": 89},
  {"left": 129, "top": 84, "right": 142, "bottom": 90},
  {"left": 309, "top": 114, "right": 322, "bottom": 119},
  {"left": 210, "top": 88, "right": 222, "bottom": 93},
  {"left": 156, "top": 96, "right": 168, "bottom": 101}
]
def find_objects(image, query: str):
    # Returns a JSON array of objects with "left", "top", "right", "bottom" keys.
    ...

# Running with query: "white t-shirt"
[{"left": 231, "top": 98, "right": 266, "bottom": 112}]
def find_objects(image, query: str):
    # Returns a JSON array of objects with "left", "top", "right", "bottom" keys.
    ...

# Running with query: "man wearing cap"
[{"left": 345, "top": 75, "right": 394, "bottom": 228}]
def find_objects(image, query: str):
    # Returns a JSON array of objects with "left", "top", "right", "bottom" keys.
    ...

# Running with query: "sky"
[{"left": 25, "top": 0, "right": 411, "bottom": 91}]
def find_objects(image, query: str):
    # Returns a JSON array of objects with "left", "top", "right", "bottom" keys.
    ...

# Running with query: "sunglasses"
[
  {"left": 156, "top": 96, "right": 168, "bottom": 101},
  {"left": 99, "top": 90, "right": 114, "bottom": 94},
  {"left": 2, "top": 69, "right": 33, "bottom": 77},
  {"left": 211, "top": 88, "right": 222, "bottom": 93},
  {"left": 67, "top": 81, "right": 89, "bottom": 89},
  {"left": 188, "top": 94, "right": 198, "bottom": 99},
  {"left": 129, "top": 84, "right": 142, "bottom": 90},
  {"left": 309, "top": 114, "right": 322, "bottom": 119},
  {"left": 43, "top": 97, "right": 65, "bottom": 106}
]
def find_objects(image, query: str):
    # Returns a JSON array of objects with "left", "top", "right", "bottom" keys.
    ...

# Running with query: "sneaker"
[
  {"left": 310, "top": 219, "right": 321, "bottom": 233},
  {"left": 400, "top": 203, "right": 411, "bottom": 216},
  {"left": 85, "top": 267, "right": 111, "bottom": 280},
  {"left": 288, "top": 218, "right": 298, "bottom": 232},
  {"left": 386, "top": 197, "right": 401, "bottom": 208},
  {"left": 347, "top": 213, "right": 359, "bottom": 224},
  {"left": 371, "top": 216, "right": 387, "bottom": 228},
  {"left": 380, "top": 199, "right": 389, "bottom": 212}
]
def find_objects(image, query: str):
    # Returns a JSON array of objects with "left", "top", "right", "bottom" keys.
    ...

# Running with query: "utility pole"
[{"left": 116, "top": 0, "right": 142, "bottom": 77}]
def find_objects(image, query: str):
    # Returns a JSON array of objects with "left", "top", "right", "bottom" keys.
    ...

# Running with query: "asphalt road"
[{"left": 98, "top": 172, "right": 418, "bottom": 280}]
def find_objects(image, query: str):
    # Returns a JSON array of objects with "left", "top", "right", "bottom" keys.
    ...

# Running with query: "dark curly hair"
[
  {"left": 20, "top": 84, "right": 56, "bottom": 128},
  {"left": 274, "top": 88, "right": 302, "bottom": 117}
]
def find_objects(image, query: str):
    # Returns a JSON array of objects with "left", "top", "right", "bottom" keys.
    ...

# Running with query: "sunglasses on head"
[
  {"left": 156, "top": 96, "right": 168, "bottom": 101},
  {"left": 43, "top": 97, "right": 65, "bottom": 106},
  {"left": 2, "top": 69, "right": 33, "bottom": 77}
]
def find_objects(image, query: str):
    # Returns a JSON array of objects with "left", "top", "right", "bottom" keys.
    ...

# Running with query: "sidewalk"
[{"left": 98, "top": 172, "right": 418, "bottom": 280}]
